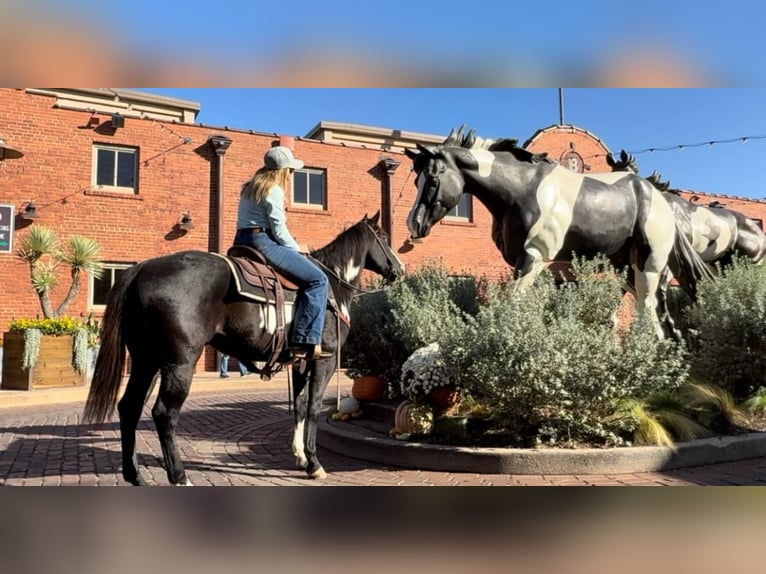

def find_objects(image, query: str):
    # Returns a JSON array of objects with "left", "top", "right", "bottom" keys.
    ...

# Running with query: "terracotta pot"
[
  {"left": 351, "top": 375, "right": 386, "bottom": 401},
  {"left": 427, "top": 386, "right": 461, "bottom": 415}
]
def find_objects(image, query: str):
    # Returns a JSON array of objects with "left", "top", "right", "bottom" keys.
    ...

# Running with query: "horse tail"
[
  {"left": 667, "top": 219, "right": 716, "bottom": 300},
  {"left": 83, "top": 263, "right": 142, "bottom": 424}
]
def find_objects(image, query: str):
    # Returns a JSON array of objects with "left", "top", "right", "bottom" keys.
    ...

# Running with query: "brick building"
[{"left": 2, "top": 88, "right": 765, "bottom": 372}]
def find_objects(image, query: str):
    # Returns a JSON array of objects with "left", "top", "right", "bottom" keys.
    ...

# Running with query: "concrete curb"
[{"left": 318, "top": 417, "right": 766, "bottom": 475}]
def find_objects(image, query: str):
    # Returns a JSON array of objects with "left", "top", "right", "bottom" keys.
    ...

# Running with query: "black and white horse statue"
[{"left": 405, "top": 127, "right": 713, "bottom": 338}]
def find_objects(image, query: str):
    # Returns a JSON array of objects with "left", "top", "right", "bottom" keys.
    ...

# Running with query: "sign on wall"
[{"left": 0, "top": 204, "right": 15, "bottom": 254}]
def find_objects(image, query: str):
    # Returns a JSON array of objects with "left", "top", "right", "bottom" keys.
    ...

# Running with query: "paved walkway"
[{"left": 1, "top": 372, "right": 765, "bottom": 486}]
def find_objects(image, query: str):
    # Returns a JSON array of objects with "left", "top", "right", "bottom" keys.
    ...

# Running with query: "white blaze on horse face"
[{"left": 466, "top": 148, "right": 495, "bottom": 178}]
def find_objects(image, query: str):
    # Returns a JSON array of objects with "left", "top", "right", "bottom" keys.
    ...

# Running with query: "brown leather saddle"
[{"left": 220, "top": 245, "right": 303, "bottom": 380}]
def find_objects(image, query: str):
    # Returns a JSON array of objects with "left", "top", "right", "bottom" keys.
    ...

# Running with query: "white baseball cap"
[{"left": 264, "top": 146, "right": 304, "bottom": 170}]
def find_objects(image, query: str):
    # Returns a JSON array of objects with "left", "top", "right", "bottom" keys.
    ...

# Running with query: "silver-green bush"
[
  {"left": 685, "top": 258, "right": 766, "bottom": 399},
  {"left": 344, "top": 262, "right": 478, "bottom": 386},
  {"left": 440, "top": 258, "right": 689, "bottom": 447}
]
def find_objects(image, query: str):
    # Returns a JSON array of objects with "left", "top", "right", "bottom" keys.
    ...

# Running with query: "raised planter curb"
[{"left": 318, "top": 417, "right": 766, "bottom": 475}]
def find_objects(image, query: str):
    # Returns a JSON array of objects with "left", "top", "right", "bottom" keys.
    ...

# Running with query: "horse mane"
[
  {"left": 444, "top": 124, "right": 550, "bottom": 164},
  {"left": 310, "top": 218, "right": 375, "bottom": 269},
  {"left": 606, "top": 149, "right": 640, "bottom": 173},
  {"left": 644, "top": 170, "right": 683, "bottom": 195}
]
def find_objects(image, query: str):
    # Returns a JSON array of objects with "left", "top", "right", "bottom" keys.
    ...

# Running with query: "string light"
[{"left": 585, "top": 132, "right": 766, "bottom": 163}]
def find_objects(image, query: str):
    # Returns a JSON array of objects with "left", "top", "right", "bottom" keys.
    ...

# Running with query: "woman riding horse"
[{"left": 83, "top": 212, "right": 404, "bottom": 485}]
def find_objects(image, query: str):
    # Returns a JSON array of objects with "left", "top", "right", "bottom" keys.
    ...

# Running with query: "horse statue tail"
[
  {"left": 667, "top": 219, "right": 716, "bottom": 300},
  {"left": 83, "top": 263, "right": 142, "bottom": 424}
]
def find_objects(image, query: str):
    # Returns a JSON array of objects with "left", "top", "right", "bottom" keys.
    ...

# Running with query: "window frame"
[
  {"left": 291, "top": 167, "right": 327, "bottom": 209},
  {"left": 89, "top": 263, "right": 134, "bottom": 309},
  {"left": 445, "top": 193, "right": 473, "bottom": 221},
  {"left": 92, "top": 143, "right": 139, "bottom": 194}
]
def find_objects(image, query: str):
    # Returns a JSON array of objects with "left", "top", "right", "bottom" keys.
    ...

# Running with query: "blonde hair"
[{"left": 241, "top": 166, "right": 291, "bottom": 202}]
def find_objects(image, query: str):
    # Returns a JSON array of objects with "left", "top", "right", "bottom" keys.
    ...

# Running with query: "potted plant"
[
  {"left": 399, "top": 342, "right": 461, "bottom": 416},
  {"left": 1, "top": 226, "right": 103, "bottom": 390}
]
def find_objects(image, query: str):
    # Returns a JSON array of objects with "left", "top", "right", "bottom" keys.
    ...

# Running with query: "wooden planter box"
[{"left": 1, "top": 332, "right": 85, "bottom": 391}]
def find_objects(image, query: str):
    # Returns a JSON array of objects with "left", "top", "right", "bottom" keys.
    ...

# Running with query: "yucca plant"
[{"left": 16, "top": 226, "right": 104, "bottom": 318}]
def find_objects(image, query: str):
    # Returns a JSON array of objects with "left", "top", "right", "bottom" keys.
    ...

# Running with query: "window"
[
  {"left": 90, "top": 263, "right": 133, "bottom": 307},
  {"left": 93, "top": 144, "right": 138, "bottom": 193},
  {"left": 446, "top": 194, "right": 472, "bottom": 221},
  {"left": 292, "top": 168, "right": 326, "bottom": 208}
]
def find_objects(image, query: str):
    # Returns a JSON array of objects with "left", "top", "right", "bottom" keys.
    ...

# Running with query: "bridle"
[{"left": 309, "top": 220, "right": 401, "bottom": 297}]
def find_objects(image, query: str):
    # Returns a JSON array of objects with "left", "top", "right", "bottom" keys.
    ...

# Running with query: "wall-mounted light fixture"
[
  {"left": 179, "top": 212, "right": 194, "bottom": 231},
  {"left": 110, "top": 113, "right": 125, "bottom": 129},
  {"left": 20, "top": 201, "right": 39, "bottom": 220},
  {"left": 0, "top": 134, "right": 24, "bottom": 161}
]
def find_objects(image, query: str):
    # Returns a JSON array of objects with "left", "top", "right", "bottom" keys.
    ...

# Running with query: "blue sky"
[{"left": 145, "top": 89, "right": 766, "bottom": 200}]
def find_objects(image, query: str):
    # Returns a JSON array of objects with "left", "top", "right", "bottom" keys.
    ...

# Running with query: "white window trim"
[
  {"left": 92, "top": 144, "right": 138, "bottom": 193},
  {"left": 89, "top": 263, "right": 133, "bottom": 309},
  {"left": 292, "top": 167, "right": 327, "bottom": 209}
]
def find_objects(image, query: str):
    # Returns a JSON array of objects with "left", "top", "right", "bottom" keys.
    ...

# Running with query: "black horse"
[
  {"left": 405, "top": 127, "right": 713, "bottom": 338},
  {"left": 83, "top": 212, "right": 404, "bottom": 485}
]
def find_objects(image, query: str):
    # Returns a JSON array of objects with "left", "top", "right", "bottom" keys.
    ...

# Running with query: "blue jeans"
[
  {"left": 220, "top": 354, "right": 247, "bottom": 375},
  {"left": 234, "top": 229, "right": 329, "bottom": 346}
]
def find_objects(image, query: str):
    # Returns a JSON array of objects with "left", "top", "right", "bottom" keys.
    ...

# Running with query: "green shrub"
[
  {"left": 344, "top": 262, "right": 477, "bottom": 388},
  {"left": 440, "top": 257, "right": 689, "bottom": 447},
  {"left": 684, "top": 258, "right": 766, "bottom": 399}
]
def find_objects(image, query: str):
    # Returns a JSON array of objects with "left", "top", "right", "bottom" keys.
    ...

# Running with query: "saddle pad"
[{"left": 211, "top": 252, "right": 297, "bottom": 306}]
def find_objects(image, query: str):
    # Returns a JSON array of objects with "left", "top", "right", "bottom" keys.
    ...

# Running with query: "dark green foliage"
[
  {"left": 344, "top": 262, "right": 478, "bottom": 387},
  {"left": 684, "top": 258, "right": 766, "bottom": 399}
]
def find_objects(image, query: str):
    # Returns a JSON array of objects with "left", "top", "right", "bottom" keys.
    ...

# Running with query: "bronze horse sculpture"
[
  {"left": 607, "top": 149, "right": 766, "bottom": 270},
  {"left": 606, "top": 149, "right": 766, "bottom": 336},
  {"left": 405, "top": 127, "right": 713, "bottom": 338},
  {"left": 84, "top": 212, "right": 404, "bottom": 485}
]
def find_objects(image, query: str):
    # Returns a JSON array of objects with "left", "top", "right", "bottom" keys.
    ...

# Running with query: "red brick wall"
[
  {"left": 3, "top": 90, "right": 765, "bottom": 370},
  {"left": 0, "top": 89, "right": 510, "bottom": 369}
]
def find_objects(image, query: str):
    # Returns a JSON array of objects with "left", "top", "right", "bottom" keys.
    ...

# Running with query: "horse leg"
[
  {"left": 513, "top": 249, "right": 547, "bottom": 291},
  {"left": 657, "top": 267, "right": 682, "bottom": 341},
  {"left": 290, "top": 364, "right": 310, "bottom": 470},
  {"left": 116, "top": 361, "right": 159, "bottom": 486},
  {"left": 151, "top": 363, "right": 195, "bottom": 486},
  {"left": 303, "top": 361, "right": 336, "bottom": 479}
]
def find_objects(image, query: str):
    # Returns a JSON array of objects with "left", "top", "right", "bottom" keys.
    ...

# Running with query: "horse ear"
[
  {"left": 606, "top": 153, "right": 616, "bottom": 167},
  {"left": 404, "top": 147, "right": 420, "bottom": 160},
  {"left": 369, "top": 210, "right": 380, "bottom": 224}
]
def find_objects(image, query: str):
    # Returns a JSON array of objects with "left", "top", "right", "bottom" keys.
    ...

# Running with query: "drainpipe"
[
  {"left": 380, "top": 157, "right": 401, "bottom": 247},
  {"left": 208, "top": 135, "right": 233, "bottom": 253}
]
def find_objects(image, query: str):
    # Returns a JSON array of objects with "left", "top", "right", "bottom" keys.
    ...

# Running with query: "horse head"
[
  {"left": 404, "top": 143, "right": 466, "bottom": 239},
  {"left": 361, "top": 210, "right": 405, "bottom": 283}
]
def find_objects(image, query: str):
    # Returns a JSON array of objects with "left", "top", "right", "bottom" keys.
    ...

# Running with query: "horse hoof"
[
  {"left": 295, "top": 456, "right": 309, "bottom": 469},
  {"left": 308, "top": 467, "right": 327, "bottom": 480}
]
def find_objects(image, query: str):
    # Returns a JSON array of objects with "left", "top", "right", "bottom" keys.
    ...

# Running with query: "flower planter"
[
  {"left": 427, "top": 385, "right": 461, "bottom": 415},
  {"left": 1, "top": 332, "right": 86, "bottom": 391}
]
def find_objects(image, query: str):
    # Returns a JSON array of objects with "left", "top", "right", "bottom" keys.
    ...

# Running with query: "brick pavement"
[{"left": 1, "top": 378, "right": 766, "bottom": 486}]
